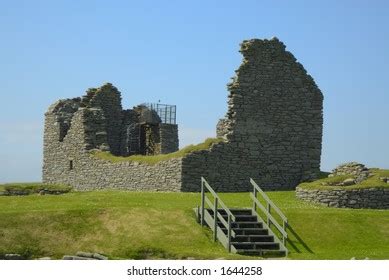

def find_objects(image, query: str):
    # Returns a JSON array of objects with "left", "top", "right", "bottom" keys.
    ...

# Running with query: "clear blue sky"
[{"left": 0, "top": 0, "right": 388, "bottom": 183}]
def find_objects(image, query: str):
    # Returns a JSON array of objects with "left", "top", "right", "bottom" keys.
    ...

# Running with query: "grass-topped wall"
[
  {"left": 91, "top": 138, "right": 224, "bottom": 165},
  {"left": 296, "top": 169, "right": 389, "bottom": 209}
]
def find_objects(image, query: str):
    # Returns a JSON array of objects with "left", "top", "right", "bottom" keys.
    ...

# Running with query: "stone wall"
[
  {"left": 296, "top": 187, "right": 389, "bottom": 209},
  {"left": 43, "top": 108, "right": 182, "bottom": 191},
  {"left": 181, "top": 38, "right": 323, "bottom": 192},
  {"left": 81, "top": 84, "right": 123, "bottom": 155},
  {"left": 216, "top": 118, "right": 230, "bottom": 138},
  {"left": 43, "top": 82, "right": 181, "bottom": 191},
  {"left": 160, "top": 124, "right": 179, "bottom": 154},
  {"left": 43, "top": 38, "right": 323, "bottom": 192}
]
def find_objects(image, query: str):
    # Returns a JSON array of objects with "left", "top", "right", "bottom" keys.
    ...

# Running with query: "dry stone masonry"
[
  {"left": 296, "top": 162, "right": 389, "bottom": 209},
  {"left": 296, "top": 188, "right": 389, "bottom": 209},
  {"left": 182, "top": 38, "right": 323, "bottom": 191},
  {"left": 329, "top": 162, "right": 371, "bottom": 184},
  {"left": 43, "top": 38, "right": 324, "bottom": 192},
  {"left": 43, "top": 83, "right": 181, "bottom": 191}
]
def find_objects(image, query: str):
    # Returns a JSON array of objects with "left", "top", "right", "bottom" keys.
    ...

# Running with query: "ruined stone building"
[{"left": 43, "top": 37, "right": 323, "bottom": 191}]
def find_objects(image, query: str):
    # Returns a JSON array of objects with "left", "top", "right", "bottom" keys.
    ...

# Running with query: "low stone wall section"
[
  {"left": 296, "top": 187, "right": 389, "bottom": 209},
  {"left": 44, "top": 152, "right": 182, "bottom": 191}
]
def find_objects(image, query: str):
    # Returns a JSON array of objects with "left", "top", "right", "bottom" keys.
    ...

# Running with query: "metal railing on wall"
[{"left": 142, "top": 103, "right": 177, "bottom": 125}]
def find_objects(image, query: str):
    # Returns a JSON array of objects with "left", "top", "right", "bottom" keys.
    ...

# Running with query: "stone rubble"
[
  {"left": 3, "top": 254, "right": 22, "bottom": 260},
  {"left": 323, "top": 162, "right": 372, "bottom": 186},
  {"left": 329, "top": 162, "right": 371, "bottom": 184},
  {"left": 62, "top": 252, "right": 108, "bottom": 260},
  {"left": 0, "top": 252, "right": 108, "bottom": 260}
]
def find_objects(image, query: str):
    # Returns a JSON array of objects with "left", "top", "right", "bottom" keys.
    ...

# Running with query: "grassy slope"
[
  {"left": 91, "top": 138, "right": 224, "bottom": 164},
  {"left": 298, "top": 169, "right": 389, "bottom": 190},
  {"left": 0, "top": 191, "right": 388, "bottom": 260}
]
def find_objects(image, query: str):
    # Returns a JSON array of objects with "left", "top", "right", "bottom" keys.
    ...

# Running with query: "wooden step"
[
  {"left": 235, "top": 249, "right": 286, "bottom": 257},
  {"left": 232, "top": 242, "right": 280, "bottom": 250},
  {"left": 207, "top": 211, "right": 258, "bottom": 222},
  {"left": 217, "top": 221, "right": 263, "bottom": 229},
  {"left": 233, "top": 235, "right": 274, "bottom": 243},
  {"left": 212, "top": 209, "right": 253, "bottom": 216},
  {"left": 230, "top": 228, "right": 269, "bottom": 235},
  {"left": 231, "top": 215, "right": 258, "bottom": 222},
  {"left": 196, "top": 206, "right": 287, "bottom": 258}
]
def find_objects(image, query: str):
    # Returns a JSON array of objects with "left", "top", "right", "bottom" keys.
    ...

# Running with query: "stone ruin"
[
  {"left": 297, "top": 162, "right": 389, "bottom": 209},
  {"left": 330, "top": 162, "right": 369, "bottom": 177},
  {"left": 328, "top": 162, "right": 371, "bottom": 185},
  {"left": 326, "top": 162, "right": 388, "bottom": 186},
  {"left": 43, "top": 37, "right": 324, "bottom": 191},
  {"left": 46, "top": 84, "right": 178, "bottom": 157}
]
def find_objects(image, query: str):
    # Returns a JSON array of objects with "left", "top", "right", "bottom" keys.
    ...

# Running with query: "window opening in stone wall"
[
  {"left": 126, "top": 123, "right": 141, "bottom": 154},
  {"left": 139, "top": 124, "right": 160, "bottom": 155},
  {"left": 69, "top": 160, "right": 73, "bottom": 170}
]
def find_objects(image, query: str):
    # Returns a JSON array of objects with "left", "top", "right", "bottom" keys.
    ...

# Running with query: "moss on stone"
[
  {"left": 298, "top": 169, "right": 389, "bottom": 190},
  {"left": 91, "top": 137, "right": 225, "bottom": 164}
]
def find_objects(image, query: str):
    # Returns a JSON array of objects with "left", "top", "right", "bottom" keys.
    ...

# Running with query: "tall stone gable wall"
[{"left": 181, "top": 38, "right": 323, "bottom": 192}]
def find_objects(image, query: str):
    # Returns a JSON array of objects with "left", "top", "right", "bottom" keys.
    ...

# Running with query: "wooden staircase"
[{"left": 195, "top": 178, "right": 288, "bottom": 257}]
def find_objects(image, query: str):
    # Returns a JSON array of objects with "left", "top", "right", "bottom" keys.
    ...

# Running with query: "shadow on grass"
[{"left": 286, "top": 223, "right": 314, "bottom": 254}]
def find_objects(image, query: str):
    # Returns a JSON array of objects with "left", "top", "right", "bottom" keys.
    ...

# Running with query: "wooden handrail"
[
  {"left": 200, "top": 177, "right": 235, "bottom": 252},
  {"left": 201, "top": 177, "right": 235, "bottom": 221},
  {"left": 250, "top": 193, "right": 288, "bottom": 237},
  {"left": 250, "top": 178, "right": 287, "bottom": 222},
  {"left": 250, "top": 178, "right": 288, "bottom": 251},
  {"left": 217, "top": 212, "right": 229, "bottom": 229}
]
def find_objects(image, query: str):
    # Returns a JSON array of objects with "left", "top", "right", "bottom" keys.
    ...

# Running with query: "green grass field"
[{"left": 0, "top": 189, "right": 388, "bottom": 260}]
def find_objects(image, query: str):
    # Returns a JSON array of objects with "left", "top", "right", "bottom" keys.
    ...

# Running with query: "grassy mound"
[
  {"left": 92, "top": 137, "right": 225, "bottom": 164},
  {"left": 0, "top": 183, "right": 72, "bottom": 195},
  {"left": 299, "top": 169, "right": 389, "bottom": 190},
  {"left": 0, "top": 190, "right": 388, "bottom": 259}
]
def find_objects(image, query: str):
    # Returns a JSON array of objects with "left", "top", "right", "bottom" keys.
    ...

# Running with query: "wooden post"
[
  {"left": 201, "top": 179, "right": 205, "bottom": 226},
  {"left": 227, "top": 214, "right": 232, "bottom": 252},
  {"left": 196, "top": 205, "right": 200, "bottom": 223},
  {"left": 267, "top": 203, "right": 271, "bottom": 225},
  {"left": 253, "top": 187, "right": 257, "bottom": 213},
  {"left": 213, "top": 197, "right": 218, "bottom": 242}
]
